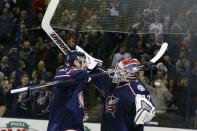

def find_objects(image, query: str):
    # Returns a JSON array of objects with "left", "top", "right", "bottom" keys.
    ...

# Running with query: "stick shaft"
[
  {"left": 11, "top": 81, "right": 60, "bottom": 94},
  {"left": 10, "top": 73, "right": 106, "bottom": 94}
]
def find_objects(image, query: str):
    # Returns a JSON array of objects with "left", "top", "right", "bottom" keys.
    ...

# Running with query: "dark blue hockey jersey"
[
  {"left": 91, "top": 68, "right": 153, "bottom": 131},
  {"left": 102, "top": 82, "right": 150, "bottom": 131},
  {"left": 47, "top": 67, "right": 86, "bottom": 131}
]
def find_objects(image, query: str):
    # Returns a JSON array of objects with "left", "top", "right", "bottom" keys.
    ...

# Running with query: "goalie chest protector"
[{"left": 101, "top": 82, "right": 150, "bottom": 131}]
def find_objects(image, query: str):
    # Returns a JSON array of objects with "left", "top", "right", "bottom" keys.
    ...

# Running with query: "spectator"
[
  {"left": 0, "top": 0, "right": 4, "bottom": 10},
  {"left": 176, "top": 57, "right": 189, "bottom": 77},
  {"left": 143, "top": 70, "right": 173, "bottom": 113},
  {"left": 81, "top": 14, "right": 102, "bottom": 31},
  {"left": 60, "top": 9, "right": 77, "bottom": 28},
  {"left": 163, "top": 13, "right": 171, "bottom": 32},
  {"left": 0, "top": 86, "right": 6, "bottom": 117},
  {"left": 180, "top": 36, "right": 190, "bottom": 55},
  {"left": 16, "top": 9, "right": 32, "bottom": 41},
  {"left": 151, "top": 34, "right": 163, "bottom": 57},
  {"left": 9, "top": 47, "right": 18, "bottom": 65},
  {"left": 36, "top": 60, "right": 49, "bottom": 81},
  {"left": 108, "top": 1, "right": 120, "bottom": 17},
  {"left": 134, "top": 39, "right": 145, "bottom": 59},
  {"left": 20, "top": 40, "right": 34, "bottom": 74},
  {"left": 32, "top": 0, "right": 47, "bottom": 16},
  {"left": 0, "top": 72, "right": 6, "bottom": 117},
  {"left": 79, "top": 33, "right": 94, "bottom": 55},
  {"left": 0, "top": 55, "right": 12, "bottom": 78},
  {"left": 55, "top": 52, "right": 65, "bottom": 68},
  {"left": 32, "top": 80, "right": 52, "bottom": 119},
  {"left": 149, "top": 15, "right": 163, "bottom": 36},
  {"left": 174, "top": 76, "right": 191, "bottom": 117},
  {"left": 111, "top": 45, "right": 131, "bottom": 68},
  {"left": 156, "top": 62, "right": 168, "bottom": 79},
  {"left": 30, "top": 70, "right": 39, "bottom": 85},
  {"left": 172, "top": 12, "right": 188, "bottom": 33},
  {"left": 17, "top": 60, "right": 27, "bottom": 80},
  {"left": 1, "top": 77, "right": 13, "bottom": 117},
  {"left": 163, "top": 55, "right": 177, "bottom": 80},
  {"left": 191, "top": 62, "right": 197, "bottom": 114},
  {"left": 33, "top": 9, "right": 45, "bottom": 26},
  {"left": 0, "top": 7, "right": 14, "bottom": 37},
  {"left": 16, "top": 75, "right": 32, "bottom": 118},
  {"left": 0, "top": 32, "right": 15, "bottom": 48},
  {"left": 34, "top": 37, "right": 49, "bottom": 64},
  {"left": 166, "top": 78, "right": 178, "bottom": 110},
  {"left": 167, "top": 78, "right": 177, "bottom": 95},
  {"left": 0, "top": 45, "right": 5, "bottom": 59}
]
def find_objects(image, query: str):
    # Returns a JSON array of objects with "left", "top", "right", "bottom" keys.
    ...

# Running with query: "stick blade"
[
  {"left": 150, "top": 42, "right": 168, "bottom": 63},
  {"left": 76, "top": 45, "right": 103, "bottom": 69}
]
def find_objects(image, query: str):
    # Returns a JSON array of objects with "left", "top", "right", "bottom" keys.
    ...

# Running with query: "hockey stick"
[
  {"left": 112, "top": 42, "right": 168, "bottom": 70},
  {"left": 128, "top": 42, "right": 168, "bottom": 71},
  {"left": 106, "top": 42, "right": 168, "bottom": 83},
  {"left": 11, "top": 43, "right": 168, "bottom": 94},
  {"left": 41, "top": 0, "right": 102, "bottom": 70},
  {"left": 41, "top": 0, "right": 71, "bottom": 54},
  {"left": 10, "top": 73, "right": 107, "bottom": 94}
]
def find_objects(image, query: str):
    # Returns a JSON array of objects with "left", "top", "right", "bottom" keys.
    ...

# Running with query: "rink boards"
[{"left": 0, "top": 118, "right": 195, "bottom": 131}]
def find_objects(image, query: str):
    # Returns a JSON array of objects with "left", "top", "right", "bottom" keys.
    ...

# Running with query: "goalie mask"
[
  {"left": 65, "top": 51, "right": 86, "bottom": 67},
  {"left": 113, "top": 58, "right": 141, "bottom": 83}
]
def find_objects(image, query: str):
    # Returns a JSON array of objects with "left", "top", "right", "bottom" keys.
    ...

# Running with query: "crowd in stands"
[
  {"left": 58, "top": 0, "right": 197, "bottom": 34},
  {"left": 0, "top": 0, "right": 196, "bottom": 128}
]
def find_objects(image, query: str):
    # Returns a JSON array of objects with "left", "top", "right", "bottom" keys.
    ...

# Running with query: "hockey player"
[
  {"left": 47, "top": 51, "right": 91, "bottom": 131},
  {"left": 92, "top": 58, "right": 155, "bottom": 131}
]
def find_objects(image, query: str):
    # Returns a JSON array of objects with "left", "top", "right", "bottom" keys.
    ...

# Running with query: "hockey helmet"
[
  {"left": 116, "top": 58, "right": 140, "bottom": 70},
  {"left": 113, "top": 58, "right": 141, "bottom": 83},
  {"left": 65, "top": 51, "right": 86, "bottom": 66}
]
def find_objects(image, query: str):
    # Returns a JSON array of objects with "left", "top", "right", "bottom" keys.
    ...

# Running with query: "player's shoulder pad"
[
  {"left": 60, "top": 67, "right": 78, "bottom": 72},
  {"left": 55, "top": 67, "right": 77, "bottom": 80}
]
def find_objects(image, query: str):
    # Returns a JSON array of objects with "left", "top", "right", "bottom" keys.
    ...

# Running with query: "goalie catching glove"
[{"left": 134, "top": 94, "right": 155, "bottom": 125}]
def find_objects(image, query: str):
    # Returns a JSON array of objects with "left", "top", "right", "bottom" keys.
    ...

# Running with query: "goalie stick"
[
  {"left": 109, "top": 42, "right": 168, "bottom": 72},
  {"left": 149, "top": 42, "right": 168, "bottom": 63},
  {"left": 10, "top": 42, "right": 168, "bottom": 94},
  {"left": 137, "top": 42, "right": 168, "bottom": 68},
  {"left": 41, "top": 0, "right": 102, "bottom": 70},
  {"left": 111, "top": 43, "right": 168, "bottom": 83}
]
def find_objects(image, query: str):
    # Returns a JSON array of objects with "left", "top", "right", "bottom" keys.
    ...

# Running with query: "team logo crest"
[
  {"left": 78, "top": 91, "right": 84, "bottom": 108},
  {"left": 105, "top": 95, "right": 119, "bottom": 118},
  {"left": 137, "top": 84, "right": 145, "bottom": 91}
]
